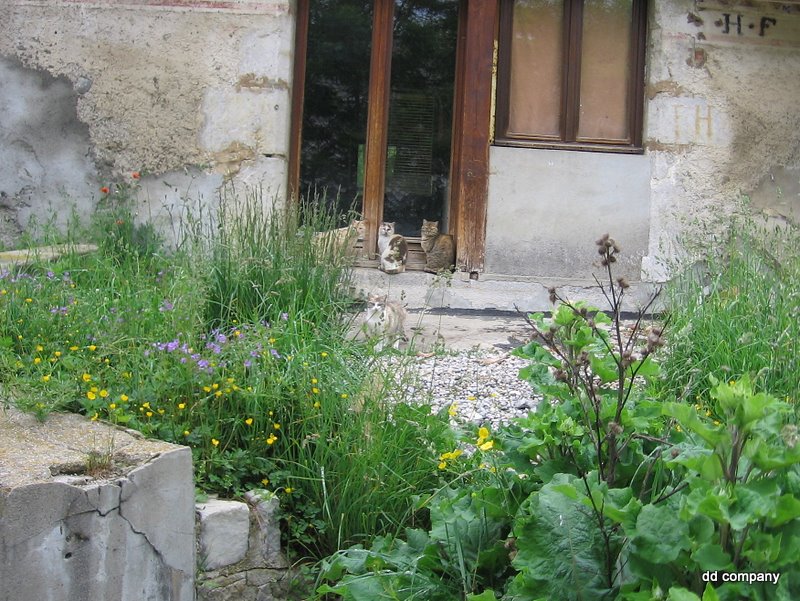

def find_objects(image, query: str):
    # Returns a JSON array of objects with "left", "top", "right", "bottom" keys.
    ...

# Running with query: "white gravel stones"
[{"left": 392, "top": 350, "right": 542, "bottom": 429}]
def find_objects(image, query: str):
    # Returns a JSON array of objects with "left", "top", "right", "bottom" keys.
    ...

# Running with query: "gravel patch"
[{"left": 391, "top": 349, "right": 542, "bottom": 430}]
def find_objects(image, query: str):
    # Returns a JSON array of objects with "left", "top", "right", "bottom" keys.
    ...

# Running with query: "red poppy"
[
  {"left": 132, "top": 172, "right": 141, "bottom": 179},
  {"left": 100, "top": 186, "right": 110, "bottom": 194}
]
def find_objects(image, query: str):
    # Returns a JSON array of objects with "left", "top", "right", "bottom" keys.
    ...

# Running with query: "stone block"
[
  {"left": 0, "top": 408, "right": 195, "bottom": 601},
  {"left": 197, "top": 499, "right": 251, "bottom": 570},
  {"left": 244, "top": 489, "right": 288, "bottom": 569}
]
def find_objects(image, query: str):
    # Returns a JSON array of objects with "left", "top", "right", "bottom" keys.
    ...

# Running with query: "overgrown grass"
[
  {"left": 658, "top": 212, "right": 800, "bottom": 404},
  {"left": 0, "top": 183, "right": 453, "bottom": 562}
]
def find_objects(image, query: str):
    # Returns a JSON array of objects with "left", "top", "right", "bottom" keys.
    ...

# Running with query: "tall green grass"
[
  {"left": 0, "top": 185, "right": 453, "bottom": 563},
  {"left": 659, "top": 213, "right": 800, "bottom": 403}
]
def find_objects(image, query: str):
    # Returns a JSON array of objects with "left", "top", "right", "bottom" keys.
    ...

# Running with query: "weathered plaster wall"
[
  {"left": 643, "top": 0, "right": 800, "bottom": 280},
  {"left": 0, "top": 0, "right": 294, "bottom": 247},
  {"left": 485, "top": 148, "right": 651, "bottom": 281}
]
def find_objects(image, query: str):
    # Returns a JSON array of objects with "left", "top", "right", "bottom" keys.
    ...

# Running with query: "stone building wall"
[{"left": 0, "top": 0, "right": 294, "bottom": 247}]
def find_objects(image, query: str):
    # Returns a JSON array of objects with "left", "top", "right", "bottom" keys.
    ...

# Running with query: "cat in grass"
[
  {"left": 420, "top": 219, "right": 455, "bottom": 273},
  {"left": 377, "top": 221, "right": 408, "bottom": 274},
  {"left": 362, "top": 293, "right": 407, "bottom": 351}
]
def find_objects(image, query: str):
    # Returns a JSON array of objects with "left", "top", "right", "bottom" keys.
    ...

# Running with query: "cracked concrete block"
[
  {"left": 244, "top": 490, "right": 288, "bottom": 569},
  {"left": 197, "top": 499, "right": 250, "bottom": 570},
  {"left": 0, "top": 408, "right": 195, "bottom": 601}
]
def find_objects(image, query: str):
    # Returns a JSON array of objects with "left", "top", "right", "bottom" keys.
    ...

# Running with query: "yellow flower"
[
  {"left": 90, "top": 412, "right": 99, "bottom": 421},
  {"left": 69, "top": 346, "right": 79, "bottom": 351},
  {"left": 33, "top": 357, "right": 41, "bottom": 364},
  {"left": 142, "top": 401, "right": 151, "bottom": 409},
  {"left": 120, "top": 394, "right": 129, "bottom": 402},
  {"left": 284, "top": 487, "right": 293, "bottom": 494},
  {"left": 320, "top": 352, "right": 328, "bottom": 358},
  {"left": 109, "top": 403, "right": 117, "bottom": 410},
  {"left": 266, "top": 434, "right": 278, "bottom": 445},
  {"left": 312, "top": 387, "right": 320, "bottom": 394},
  {"left": 82, "top": 373, "right": 92, "bottom": 382},
  {"left": 478, "top": 427, "right": 490, "bottom": 440},
  {"left": 99, "top": 389, "right": 109, "bottom": 398},
  {"left": 212, "top": 383, "right": 219, "bottom": 390},
  {"left": 203, "top": 386, "right": 211, "bottom": 393},
  {"left": 178, "top": 403, "right": 186, "bottom": 410},
  {"left": 448, "top": 403, "right": 458, "bottom": 417},
  {"left": 36, "top": 345, "right": 44, "bottom": 352},
  {"left": 313, "top": 401, "right": 321, "bottom": 409},
  {"left": 479, "top": 440, "right": 494, "bottom": 451},
  {"left": 158, "top": 409, "right": 165, "bottom": 415},
  {"left": 25, "top": 298, "right": 32, "bottom": 303},
  {"left": 675, "top": 425, "right": 682, "bottom": 433},
  {"left": 146, "top": 411, "right": 153, "bottom": 417},
  {"left": 214, "top": 391, "right": 222, "bottom": 398},
  {"left": 268, "top": 337, "right": 276, "bottom": 344},
  {"left": 86, "top": 391, "right": 97, "bottom": 400},
  {"left": 90, "top": 386, "right": 98, "bottom": 393},
  {"left": 261, "top": 478, "right": 269, "bottom": 486},
  {"left": 245, "top": 418, "right": 254, "bottom": 426},
  {"left": 438, "top": 461, "right": 447, "bottom": 470},
  {"left": 211, "top": 438, "right": 220, "bottom": 446},
  {"left": 311, "top": 378, "right": 318, "bottom": 385},
  {"left": 41, "top": 375, "right": 51, "bottom": 383},
  {"left": 54, "top": 351, "right": 62, "bottom": 357},
  {"left": 88, "top": 345, "right": 97, "bottom": 352},
  {"left": 0, "top": 289, "right": 6, "bottom": 295},
  {"left": 273, "top": 423, "right": 281, "bottom": 430},
  {"left": 340, "top": 393, "right": 349, "bottom": 399},
  {"left": 183, "top": 430, "right": 190, "bottom": 437}
]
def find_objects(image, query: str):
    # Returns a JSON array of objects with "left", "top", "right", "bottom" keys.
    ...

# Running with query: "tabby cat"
[
  {"left": 420, "top": 219, "right": 455, "bottom": 273},
  {"left": 362, "top": 293, "right": 407, "bottom": 351},
  {"left": 377, "top": 221, "right": 408, "bottom": 274},
  {"left": 313, "top": 219, "right": 366, "bottom": 260}
]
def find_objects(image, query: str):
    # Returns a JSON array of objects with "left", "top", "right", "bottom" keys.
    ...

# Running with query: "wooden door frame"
[{"left": 288, "top": 0, "right": 496, "bottom": 272}]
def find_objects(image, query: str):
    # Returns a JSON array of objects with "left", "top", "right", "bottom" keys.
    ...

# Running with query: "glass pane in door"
[
  {"left": 383, "top": 0, "right": 459, "bottom": 237},
  {"left": 300, "top": 0, "right": 374, "bottom": 219}
]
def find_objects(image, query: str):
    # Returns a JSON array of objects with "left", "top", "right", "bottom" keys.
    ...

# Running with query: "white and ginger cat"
[
  {"left": 420, "top": 219, "right": 455, "bottom": 273},
  {"left": 313, "top": 219, "right": 366, "bottom": 260},
  {"left": 377, "top": 221, "right": 408, "bottom": 274},
  {"left": 362, "top": 293, "right": 407, "bottom": 351}
]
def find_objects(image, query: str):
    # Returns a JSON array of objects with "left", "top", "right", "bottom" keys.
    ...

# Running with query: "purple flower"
[
  {"left": 197, "top": 359, "right": 210, "bottom": 369},
  {"left": 270, "top": 349, "right": 280, "bottom": 359},
  {"left": 206, "top": 343, "right": 222, "bottom": 355},
  {"left": 166, "top": 340, "right": 179, "bottom": 352},
  {"left": 280, "top": 312, "right": 289, "bottom": 321},
  {"left": 244, "top": 359, "right": 252, "bottom": 368},
  {"left": 46, "top": 271, "right": 55, "bottom": 279},
  {"left": 159, "top": 300, "right": 174, "bottom": 312}
]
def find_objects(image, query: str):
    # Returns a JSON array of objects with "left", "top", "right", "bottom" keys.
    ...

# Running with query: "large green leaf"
[
  {"left": 509, "top": 474, "right": 615, "bottom": 600},
  {"left": 631, "top": 503, "right": 691, "bottom": 563}
]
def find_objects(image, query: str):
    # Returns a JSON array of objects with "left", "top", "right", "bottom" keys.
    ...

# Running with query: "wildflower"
[
  {"left": 24, "top": 298, "right": 32, "bottom": 303},
  {"left": 120, "top": 394, "right": 129, "bottom": 402},
  {"left": 90, "top": 412, "right": 99, "bottom": 421},
  {"left": 100, "top": 186, "right": 110, "bottom": 194},
  {"left": 312, "top": 387, "right": 320, "bottom": 394},
  {"left": 33, "top": 357, "right": 41, "bottom": 365},
  {"left": 99, "top": 389, "right": 109, "bottom": 398},
  {"left": 261, "top": 478, "right": 269, "bottom": 486},
  {"left": 178, "top": 402, "right": 186, "bottom": 410},
  {"left": 313, "top": 401, "right": 321, "bottom": 409},
  {"left": 479, "top": 440, "right": 494, "bottom": 451},
  {"left": 211, "top": 438, "right": 220, "bottom": 447},
  {"left": 109, "top": 403, "right": 116, "bottom": 410},
  {"left": 90, "top": 386, "right": 98, "bottom": 393},
  {"left": 311, "top": 378, "right": 318, "bottom": 385},
  {"left": 280, "top": 312, "right": 289, "bottom": 321},
  {"left": 183, "top": 430, "right": 191, "bottom": 436},
  {"left": 340, "top": 393, "right": 349, "bottom": 399},
  {"left": 266, "top": 434, "right": 278, "bottom": 445},
  {"left": 273, "top": 423, "right": 281, "bottom": 430},
  {"left": 82, "top": 373, "right": 92, "bottom": 382},
  {"left": 158, "top": 409, "right": 165, "bottom": 415},
  {"left": 321, "top": 351, "right": 328, "bottom": 358},
  {"left": 54, "top": 351, "right": 62, "bottom": 357},
  {"left": 212, "top": 383, "right": 219, "bottom": 390},
  {"left": 203, "top": 386, "right": 211, "bottom": 393},
  {"left": 268, "top": 337, "right": 277, "bottom": 345},
  {"left": 41, "top": 375, "right": 51, "bottom": 382},
  {"left": 438, "top": 461, "right": 447, "bottom": 470},
  {"left": 132, "top": 171, "right": 141, "bottom": 179},
  {"left": 448, "top": 403, "right": 458, "bottom": 417},
  {"left": 36, "top": 345, "right": 44, "bottom": 352},
  {"left": 86, "top": 391, "right": 97, "bottom": 400},
  {"left": 146, "top": 411, "right": 153, "bottom": 417},
  {"left": 142, "top": 402, "right": 151, "bottom": 409},
  {"left": 284, "top": 487, "right": 293, "bottom": 494},
  {"left": 245, "top": 418, "right": 253, "bottom": 426},
  {"left": 214, "top": 391, "right": 222, "bottom": 398},
  {"left": 88, "top": 345, "right": 96, "bottom": 352},
  {"left": 69, "top": 346, "right": 79, "bottom": 351}
]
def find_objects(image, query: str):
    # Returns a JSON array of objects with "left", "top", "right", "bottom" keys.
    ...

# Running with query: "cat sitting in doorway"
[
  {"left": 420, "top": 219, "right": 455, "bottom": 273},
  {"left": 377, "top": 221, "right": 408, "bottom": 274}
]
